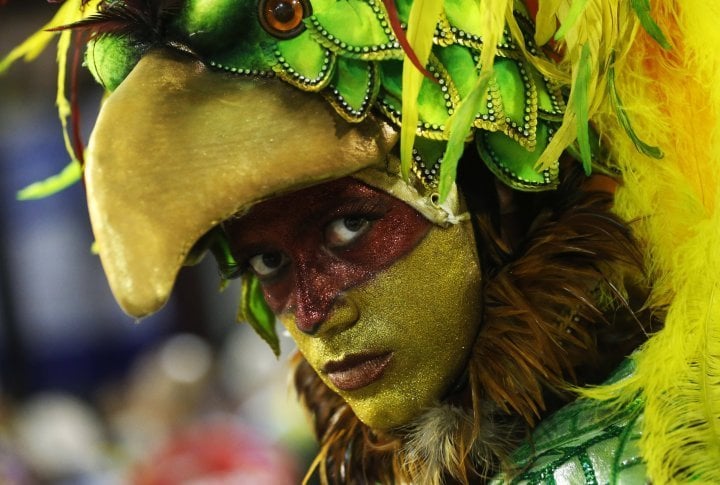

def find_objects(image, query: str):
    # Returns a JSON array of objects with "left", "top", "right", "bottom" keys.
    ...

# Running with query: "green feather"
[
  {"left": 554, "top": 0, "right": 589, "bottom": 41},
  {"left": 239, "top": 275, "right": 280, "bottom": 357},
  {"left": 16, "top": 161, "right": 82, "bottom": 200},
  {"left": 439, "top": 71, "right": 491, "bottom": 201},
  {"left": 608, "top": 58, "right": 663, "bottom": 159},
  {"left": 86, "top": 36, "right": 141, "bottom": 92},
  {"left": 572, "top": 43, "right": 592, "bottom": 175},
  {"left": 630, "top": 0, "right": 671, "bottom": 50}
]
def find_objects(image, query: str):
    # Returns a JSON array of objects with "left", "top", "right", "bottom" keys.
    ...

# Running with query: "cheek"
[
  {"left": 260, "top": 278, "right": 293, "bottom": 313},
  {"left": 324, "top": 223, "right": 483, "bottom": 430}
]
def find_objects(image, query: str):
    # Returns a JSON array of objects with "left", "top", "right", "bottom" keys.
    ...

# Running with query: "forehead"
[{"left": 226, "top": 177, "right": 391, "bottom": 231}]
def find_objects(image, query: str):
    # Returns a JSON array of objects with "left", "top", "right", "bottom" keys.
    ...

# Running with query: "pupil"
[
  {"left": 272, "top": 1, "right": 297, "bottom": 24},
  {"left": 262, "top": 252, "right": 282, "bottom": 268},
  {"left": 344, "top": 217, "right": 366, "bottom": 232}
]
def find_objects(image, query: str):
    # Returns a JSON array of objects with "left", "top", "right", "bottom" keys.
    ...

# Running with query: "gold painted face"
[
  {"left": 225, "top": 177, "right": 482, "bottom": 430},
  {"left": 283, "top": 221, "right": 482, "bottom": 429}
]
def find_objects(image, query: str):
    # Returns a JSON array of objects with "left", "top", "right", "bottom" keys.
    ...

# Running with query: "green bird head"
[
  {"left": 45, "top": 0, "right": 569, "bottom": 321},
  {"left": 86, "top": 0, "right": 565, "bottom": 189}
]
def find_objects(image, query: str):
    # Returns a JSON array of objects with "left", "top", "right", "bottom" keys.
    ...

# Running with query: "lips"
[{"left": 324, "top": 352, "right": 393, "bottom": 391}]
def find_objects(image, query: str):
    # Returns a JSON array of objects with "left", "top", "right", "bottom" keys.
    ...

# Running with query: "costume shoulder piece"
[{"left": 492, "top": 360, "right": 646, "bottom": 483}]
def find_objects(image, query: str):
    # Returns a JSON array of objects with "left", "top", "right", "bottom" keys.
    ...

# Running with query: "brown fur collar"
[{"left": 292, "top": 167, "right": 654, "bottom": 484}]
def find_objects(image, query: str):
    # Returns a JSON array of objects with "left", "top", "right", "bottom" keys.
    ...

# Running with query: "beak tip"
[{"left": 115, "top": 285, "right": 171, "bottom": 320}]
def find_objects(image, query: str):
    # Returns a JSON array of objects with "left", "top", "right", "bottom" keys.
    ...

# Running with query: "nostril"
[
  {"left": 294, "top": 304, "right": 328, "bottom": 334},
  {"left": 293, "top": 295, "right": 360, "bottom": 335},
  {"left": 317, "top": 297, "right": 360, "bottom": 337}
]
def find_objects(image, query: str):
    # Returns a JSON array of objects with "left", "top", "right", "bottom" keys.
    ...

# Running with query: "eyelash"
[
  {"left": 329, "top": 198, "right": 389, "bottom": 222},
  {"left": 224, "top": 197, "right": 391, "bottom": 279}
]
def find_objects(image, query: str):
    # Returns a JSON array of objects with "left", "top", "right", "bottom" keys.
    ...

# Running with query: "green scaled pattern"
[
  {"left": 86, "top": 0, "right": 566, "bottom": 192},
  {"left": 491, "top": 360, "right": 647, "bottom": 484}
]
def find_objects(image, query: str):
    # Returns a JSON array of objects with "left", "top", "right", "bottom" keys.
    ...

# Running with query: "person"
[{"left": 3, "top": 0, "right": 719, "bottom": 483}]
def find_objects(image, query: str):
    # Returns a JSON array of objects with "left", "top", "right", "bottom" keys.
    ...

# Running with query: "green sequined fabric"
[{"left": 492, "top": 361, "right": 648, "bottom": 484}]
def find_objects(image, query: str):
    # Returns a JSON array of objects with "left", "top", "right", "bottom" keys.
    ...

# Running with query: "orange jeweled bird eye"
[{"left": 258, "top": 0, "right": 311, "bottom": 39}]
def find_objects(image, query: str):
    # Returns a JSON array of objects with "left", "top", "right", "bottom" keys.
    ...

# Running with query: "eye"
[
  {"left": 258, "top": 0, "right": 311, "bottom": 39},
  {"left": 248, "top": 251, "right": 289, "bottom": 278},
  {"left": 326, "top": 216, "right": 372, "bottom": 248}
]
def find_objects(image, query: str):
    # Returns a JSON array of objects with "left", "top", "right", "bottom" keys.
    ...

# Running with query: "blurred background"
[{"left": 0, "top": 2, "right": 317, "bottom": 483}]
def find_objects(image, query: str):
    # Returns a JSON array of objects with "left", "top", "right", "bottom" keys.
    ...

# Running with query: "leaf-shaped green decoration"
[
  {"left": 194, "top": 226, "right": 232, "bottom": 271},
  {"left": 181, "top": 0, "right": 277, "bottom": 76},
  {"left": 532, "top": 65, "right": 565, "bottom": 120},
  {"left": 494, "top": 58, "right": 537, "bottom": 148},
  {"left": 572, "top": 43, "right": 592, "bottom": 175},
  {"left": 17, "top": 160, "right": 82, "bottom": 200},
  {"left": 444, "top": 0, "right": 484, "bottom": 40},
  {"left": 275, "top": 31, "right": 334, "bottom": 91},
  {"left": 554, "top": 0, "right": 589, "bottom": 41},
  {"left": 415, "top": 57, "right": 455, "bottom": 128},
  {"left": 411, "top": 137, "right": 446, "bottom": 187},
  {"left": 630, "top": 0, "right": 671, "bottom": 49},
  {"left": 239, "top": 275, "right": 280, "bottom": 357},
  {"left": 310, "top": 0, "right": 394, "bottom": 49},
  {"left": 477, "top": 123, "right": 559, "bottom": 190},
  {"left": 434, "top": 44, "right": 477, "bottom": 99},
  {"left": 608, "top": 58, "right": 663, "bottom": 159},
  {"left": 325, "top": 57, "right": 378, "bottom": 121}
]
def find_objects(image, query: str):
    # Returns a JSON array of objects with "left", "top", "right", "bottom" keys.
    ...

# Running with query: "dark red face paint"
[{"left": 224, "top": 177, "right": 431, "bottom": 333}]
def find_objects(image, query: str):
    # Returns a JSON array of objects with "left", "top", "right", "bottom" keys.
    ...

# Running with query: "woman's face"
[{"left": 225, "top": 177, "right": 482, "bottom": 429}]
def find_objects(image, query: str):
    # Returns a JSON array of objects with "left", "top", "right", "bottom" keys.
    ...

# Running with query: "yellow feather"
[
  {"left": 56, "top": 28, "right": 78, "bottom": 165},
  {"left": 3, "top": 0, "right": 102, "bottom": 197},
  {"left": 400, "top": 0, "right": 446, "bottom": 179},
  {"left": 439, "top": 0, "right": 509, "bottom": 201},
  {"left": 57, "top": 0, "right": 102, "bottom": 161},
  {"left": 0, "top": 0, "right": 97, "bottom": 73},
  {"left": 476, "top": 0, "right": 509, "bottom": 78},
  {"left": 534, "top": 0, "right": 639, "bottom": 171},
  {"left": 535, "top": 0, "right": 563, "bottom": 46},
  {"left": 577, "top": 0, "right": 720, "bottom": 481}
]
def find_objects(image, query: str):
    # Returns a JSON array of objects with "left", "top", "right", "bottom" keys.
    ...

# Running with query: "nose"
[
  {"left": 290, "top": 261, "right": 358, "bottom": 334},
  {"left": 314, "top": 297, "right": 360, "bottom": 337}
]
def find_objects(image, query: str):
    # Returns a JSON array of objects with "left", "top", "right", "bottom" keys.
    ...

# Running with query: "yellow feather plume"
[
  {"left": 439, "top": 0, "right": 509, "bottom": 200},
  {"left": 400, "top": 0, "right": 446, "bottom": 179},
  {"left": 575, "top": 0, "right": 720, "bottom": 481},
  {"left": 533, "top": 0, "right": 638, "bottom": 170},
  {"left": 1, "top": 0, "right": 101, "bottom": 198}
]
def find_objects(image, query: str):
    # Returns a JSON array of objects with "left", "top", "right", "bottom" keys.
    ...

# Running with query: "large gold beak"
[{"left": 86, "top": 49, "right": 397, "bottom": 317}]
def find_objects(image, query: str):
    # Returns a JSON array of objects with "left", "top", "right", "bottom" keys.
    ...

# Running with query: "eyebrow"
[
  {"left": 225, "top": 186, "right": 391, "bottom": 242},
  {"left": 316, "top": 195, "right": 391, "bottom": 221}
]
